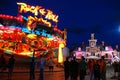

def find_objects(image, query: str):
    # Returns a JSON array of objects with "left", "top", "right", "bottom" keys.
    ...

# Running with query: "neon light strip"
[{"left": 0, "top": 14, "right": 23, "bottom": 22}]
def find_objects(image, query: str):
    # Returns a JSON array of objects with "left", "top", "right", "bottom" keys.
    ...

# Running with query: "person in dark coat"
[
  {"left": 8, "top": 55, "right": 15, "bottom": 80},
  {"left": 93, "top": 60, "right": 100, "bottom": 80},
  {"left": 0, "top": 54, "right": 6, "bottom": 74},
  {"left": 70, "top": 57, "right": 79, "bottom": 80},
  {"left": 39, "top": 55, "right": 45, "bottom": 80},
  {"left": 30, "top": 58, "right": 36, "bottom": 80},
  {"left": 100, "top": 56, "right": 106, "bottom": 80},
  {"left": 64, "top": 57, "right": 70, "bottom": 80},
  {"left": 79, "top": 56, "right": 87, "bottom": 80}
]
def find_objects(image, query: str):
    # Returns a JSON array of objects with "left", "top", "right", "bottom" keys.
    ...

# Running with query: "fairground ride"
[{"left": 0, "top": 2, "right": 66, "bottom": 63}]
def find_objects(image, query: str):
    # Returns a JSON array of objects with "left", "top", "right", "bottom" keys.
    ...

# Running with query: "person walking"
[
  {"left": 100, "top": 56, "right": 106, "bottom": 80},
  {"left": 48, "top": 57, "right": 54, "bottom": 72},
  {"left": 64, "top": 57, "right": 70, "bottom": 80},
  {"left": 79, "top": 56, "right": 87, "bottom": 80},
  {"left": 0, "top": 54, "right": 6, "bottom": 75},
  {"left": 39, "top": 55, "right": 45, "bottom": 80},
  {"left": 112, "top": 61, "right": 119, "bottom": 79},
  {"left": 93, "top": 60, "right": 100, "bottom": 80},
  {"left": 8, "top": 55, "right": 15, "bottom": 80},
  {"left": 88, "top": 59, "right": 95, "bottom": 80},
  {"left": 70, "top": 57, "right": 79, "bottom": 80},
  {"left": 30, "top": 58, "right": 36, "bottom": 80}
]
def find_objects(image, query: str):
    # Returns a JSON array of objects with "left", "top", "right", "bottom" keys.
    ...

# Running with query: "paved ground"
[
  {"left": 0, "top": 66, "right": 64, "bottom": 80},
  {"left": 0, "top": 65, "right": 119, "bottom": 80}
]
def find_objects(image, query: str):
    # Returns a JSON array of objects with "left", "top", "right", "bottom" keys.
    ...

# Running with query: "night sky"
[{"left": 0, "top": 0, "right": 120, "bottom": 49}]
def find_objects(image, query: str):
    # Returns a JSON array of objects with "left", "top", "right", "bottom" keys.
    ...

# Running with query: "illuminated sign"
[
  {"left": 27, "top": 16, "right": 51, "bottom": 30},
  {"left": 22, "top": 27, "right": 53, "bottom": 38},
  {"left": 17, "top": 2, "right": 58, "bottom": 23}
]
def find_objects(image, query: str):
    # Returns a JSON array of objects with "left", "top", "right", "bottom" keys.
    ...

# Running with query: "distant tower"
[{"left": 89, "top": 33, "right": 97, "bottom": 47}]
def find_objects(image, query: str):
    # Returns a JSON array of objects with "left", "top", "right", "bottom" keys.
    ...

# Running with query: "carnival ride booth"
[
  {"left": 73, "top": 47, "right": 87, "bottom": 59},
  {"left": 101, "top": 46, "right": 114, "bottom": 58},
  {"left": 74, "top": 51, "right": 86, "bottom": 59},
  {"left": 0, "top": 2, "right": 66, "bottom": 60},
  {"left": 96, "top": 46, "right": 113, "bottom": 64}
]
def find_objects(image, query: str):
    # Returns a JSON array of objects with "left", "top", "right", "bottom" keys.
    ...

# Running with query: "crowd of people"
[
  {"left": 64, "top": 56, "right": 107, "bottom": 80},
  {"left": 0, "top": 53, "right": 56, "bottom": 80},
  {"left": 0, "top": 41, "right": 120, "bottom": 80},
  {"left": 29, "top": 55, "right": 55, "bottom": 80},
  {"left": 29, "top": 54, "right": 46, "bottom": 80},
  {"left": 0, "top": 53, "right": 120, "bottom": 80}
]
